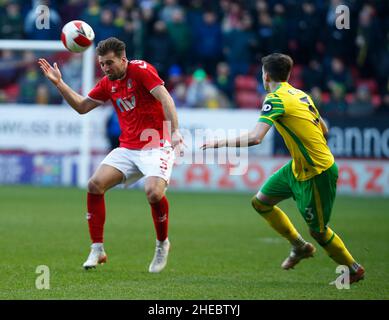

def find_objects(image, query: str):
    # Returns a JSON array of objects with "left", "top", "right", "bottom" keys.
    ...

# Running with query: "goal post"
[{"left": 0, "top": 40, "right": 95, "bottom": 188}]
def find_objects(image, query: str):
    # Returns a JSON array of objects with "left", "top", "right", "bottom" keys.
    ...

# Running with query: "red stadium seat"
[
  {"left": 345, "top": 93, "right": 355, "bottom": 104},
  {"left": 321, "top": 92, "right": 330, "bottom": 104},
  {"left": 372, "top": 94, "right": 381, "bottom": 107},
  {"left": 235, "top": 75, "right": 258, "bottom": 91},
  {"left": 4, "top": 83, "right": 19, "bottom": 102},
  {"left": 356, "top": 79, "right": 379, "bottom": 94},
  {"left": 235, "top": 91, "right": 261, "bottom": 109},
  {"left": 289, "top": 64, "right": 303, "bottom": 88}
]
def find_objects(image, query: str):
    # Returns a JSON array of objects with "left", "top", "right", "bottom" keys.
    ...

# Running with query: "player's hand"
[
  {"left": 171, "top": 130, "right": 185, "bottom": 157},
  {"left": 38, "top": 58, "right": 62, "bottom": 86},
  {"left": 200, "top": 140, "right": 223, "bottom": 150}
]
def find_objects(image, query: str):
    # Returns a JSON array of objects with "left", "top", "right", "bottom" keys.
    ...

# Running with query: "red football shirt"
[{"left": 88, "top": 60, "right": 169, "bottom": 149}]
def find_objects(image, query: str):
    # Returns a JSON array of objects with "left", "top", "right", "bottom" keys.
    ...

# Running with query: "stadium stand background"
[{"left": 0, "top": 0, "right": 388, "bottom": 115}]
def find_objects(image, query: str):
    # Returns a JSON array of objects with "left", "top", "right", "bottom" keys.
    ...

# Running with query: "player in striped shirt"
[{"left": 202, "top": 53, "right": 364, "bottom": 284}]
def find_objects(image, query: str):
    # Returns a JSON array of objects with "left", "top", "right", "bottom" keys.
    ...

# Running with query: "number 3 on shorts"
[{"left": 304, "top": 207, "right": 314, "bottom": 222}]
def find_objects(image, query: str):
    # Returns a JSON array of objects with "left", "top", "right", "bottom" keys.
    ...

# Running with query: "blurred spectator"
[
  {"left": 139, "top": 4, "right": 157, "bottom": 47},
  {"left": 295, "top": 1, "right": 321, "bottom": 64},
  {"left": 0, "top": 89, "right": 7, "bottom": 103},
  {"left": 24, "top": 0, "right": 62, "bottom": 40},
  {"left": 170, "top": 83, "right": 187, "bottom": 108},
  {"left": 144, "top": 20, "right": 174, "bottom": 80},
  {"left": 166, "top": 8, "right": 191, "bottom": 72},
  {"left": 302, "top": 59, "right": 324, "bottom": 91},
  {"left": 347, "top": 85, "right": 374, "bottom": 117},
  {"left": 192, "top": 11, "right": 223, "bottom": 77},
  {"left": 61, "top": 54, "right": 82, "bottom": 94},
  {"left": 202, "top": 85, "right": 232, "bottom": 109},
  {"left": 128, "top": 8, "right": 146, "bottom": 58},
  {"left": 323, "top": 0, "right": 355, "bottom": 61},
  {"left": 223, "top": 13, "right": 257, "bottom": 80},
  {"left": 221, "top": 1, "right": 243, "bottom": 33},
  {"left": 93, "top": 8, "right": 121, "bottom": 44},
  {"left": 81, "top": 0, "right": 101, "bottom": 31},
  {"left": 322, "top": 83, "right": 348, "bottom": 116},
  {"left": 256, "top": 11, "right": 273, "bottom": 55},
  {"left": 0, "top": 50, "right": 20, "bottom": 87},
  {"left": 166, "top": 64, "right": 184, "bottom": 91},
  {"left": 106, "top": 110, "right": 121, "bottom": 150},
  {"left": 36, "top": 83, "right": 50, "bottom": 105},
  {"left": 270, "top": 3, "right": 288, "bottom": 54},
  {"left": 114, "top": 6, "right": 128, "bottom": 30},
  {"left": 59, "top": 0, "right": 86, "bottom": 23},
  {"left": 325, "top": 57, "right": 354, "bottom": 93},
  {"left": 355, "top": 4, "right": 383, "bottom": 78},
  {"left": 0, "top": 0, "right": 387, "bottom": 113},
  {"left": 186, "top": 0, "right": 204, "bottom": 32},
  {"left": 121, "top": 0, "right": 136, "bottom": 12},
  {"left": 186, "top": 68, "right": 221, "bottom": 108},
  {"left": 17, "top": 65, "right": 41, "bottom": 104},
  {"left": 159, "top": 0, "right": 183, "bottom": 24},
  {"left": 214, "top": 61, "right": 233, "bottom": 101},
  {"left": 120, "top": 21, "right": 136, "bottom": 58},
  {"left": 0, "top": 1, "right": 24, "bottom": 39}
]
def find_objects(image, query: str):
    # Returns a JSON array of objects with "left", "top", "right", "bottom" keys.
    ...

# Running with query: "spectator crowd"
[{"left": 0, "top": 0, "right": 388, "bottom": 116}]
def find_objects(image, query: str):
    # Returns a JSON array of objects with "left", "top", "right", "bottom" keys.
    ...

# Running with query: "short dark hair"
[
  {"left": 96, "top": 37, "right": 126, "bottom": 57},
  {"left": 261, "top": 53, "right": 293, "bottom": 82}
]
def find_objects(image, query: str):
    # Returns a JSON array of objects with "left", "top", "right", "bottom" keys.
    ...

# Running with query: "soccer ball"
[{"left": 61, "top": 20, "right": 95, "bottom": 53}]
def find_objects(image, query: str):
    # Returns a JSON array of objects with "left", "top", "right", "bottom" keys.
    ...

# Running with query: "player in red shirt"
[{"left": 38, "top": 37, "right": 184, "bottom": 273}]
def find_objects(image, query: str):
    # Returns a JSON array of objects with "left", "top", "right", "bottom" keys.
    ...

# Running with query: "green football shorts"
[{"left": 260, "top": 160, "right": 339, "bottom": 233}]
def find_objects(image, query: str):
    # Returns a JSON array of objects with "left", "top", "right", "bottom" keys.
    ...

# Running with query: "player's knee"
[
  {"left": 251, "top": 196, "right": 273, "bottom": 214},
  {"left": 145, "top": 187, "right": 164, "bottom": 204},
  {"left": 87, "top": 178, "right": 105, "bottom": 195}
]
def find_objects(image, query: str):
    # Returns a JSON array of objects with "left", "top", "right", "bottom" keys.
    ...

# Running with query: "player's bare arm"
[
  {"left": 201, "top": 122, "right": 272, "bottom": 150},
  {"left": 38, "top": 58, "right": 100, "bottom": 114},
  {"left": 151, "top": 85, "right": 184, "bottom": 151}
]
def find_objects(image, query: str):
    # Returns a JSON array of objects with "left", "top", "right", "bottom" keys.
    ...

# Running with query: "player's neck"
[
  {"left": 118, "top": 61, "right": 129, "bottom": 80},
  {"left": 268, "top": 82, "right": 284, "bottom": 93}
]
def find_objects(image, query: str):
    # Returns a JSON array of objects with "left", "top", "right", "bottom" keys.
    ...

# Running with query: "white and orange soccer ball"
[{"left": 61, "top": 20, "right": 95, "bottom": 53}]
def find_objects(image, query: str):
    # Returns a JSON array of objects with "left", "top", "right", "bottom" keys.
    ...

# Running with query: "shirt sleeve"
[
  {"left": 131, "top": 61, "right": 164, "bottom": 92},
  {"left": 258, "top": 94, "right": 285, "bottom": 125},
  {"left": 87, "top": 78, "right": 110, "bottom": 104}
]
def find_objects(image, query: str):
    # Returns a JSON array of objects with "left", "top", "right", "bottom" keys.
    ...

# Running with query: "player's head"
[
  {"left": 261, "top": 53, "right": 293, "bottom": 92},
  {"left": 96, "top": 37, "right": 127, "bottom": 80}
]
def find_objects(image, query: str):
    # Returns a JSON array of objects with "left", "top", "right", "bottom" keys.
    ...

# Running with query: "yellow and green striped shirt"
[{"left": 259, "top": 82, "right": 334, "bottom": 181}]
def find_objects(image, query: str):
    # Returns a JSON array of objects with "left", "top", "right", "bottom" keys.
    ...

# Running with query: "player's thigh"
[
  {"left": 99, "top": 147, "right": 144, "bottom": 188},
  {"left": 257, "top": 160, "right": 294, "bottom": 205},
  {"left": 136, "top": 144, "right": 175, "bottom": 185},
  {"left": 89, "top": 164, "right": 124, "bottom": 192},
  {"left": 296, "top": 163, "right": 338, "bottom": 233}
]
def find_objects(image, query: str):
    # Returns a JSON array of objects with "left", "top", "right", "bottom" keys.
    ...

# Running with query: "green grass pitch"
[{"left": 0, "top": 185, "right": 388, "bottom": 299}]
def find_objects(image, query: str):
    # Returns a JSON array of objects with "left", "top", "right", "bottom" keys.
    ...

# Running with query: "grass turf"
[{"left": 0, "top": 185, "right": 388, "bottom": 300}]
